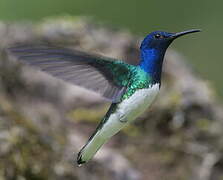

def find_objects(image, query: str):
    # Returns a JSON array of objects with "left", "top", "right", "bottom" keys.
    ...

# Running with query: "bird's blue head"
[{"left": 139, "top": 29, "right": 201, "bottom": 83}]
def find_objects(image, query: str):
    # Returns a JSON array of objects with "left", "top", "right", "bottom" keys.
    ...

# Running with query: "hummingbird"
[{"left": 8, "top": 29, "right": 200, "bottom": 165}]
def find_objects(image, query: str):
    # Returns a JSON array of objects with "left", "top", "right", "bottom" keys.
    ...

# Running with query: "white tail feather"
[{"left": 77, "top": 132, "right": 106, "bottom": 165}]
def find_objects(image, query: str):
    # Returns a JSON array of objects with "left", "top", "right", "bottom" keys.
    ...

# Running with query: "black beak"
[{"left": 171, "top": 29, "right": 201, "bottom": 39}]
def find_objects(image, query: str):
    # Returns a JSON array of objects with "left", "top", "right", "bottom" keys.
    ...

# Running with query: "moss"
[
  {"left": 195, "top": 118, "right": 211, "bottom": 131},
  {"left": 123, "top": 124, "right": 140, "bottom": 137},
  {"left": 67, "top": 105, "right": 109, "bottom": 123}
]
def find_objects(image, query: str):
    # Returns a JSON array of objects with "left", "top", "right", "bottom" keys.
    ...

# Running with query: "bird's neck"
[{"left": 139, "top": 48, "right": 165, "bottom": 84}]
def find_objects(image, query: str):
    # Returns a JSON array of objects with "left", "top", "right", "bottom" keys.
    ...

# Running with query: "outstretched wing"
[{"left": 8, "top": 45, "right": 131, "bottom": 103}]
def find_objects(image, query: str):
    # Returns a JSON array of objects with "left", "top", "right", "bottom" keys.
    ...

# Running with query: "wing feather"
[{"left": 8, "top": 45, "right": 131, "bottom": 102}]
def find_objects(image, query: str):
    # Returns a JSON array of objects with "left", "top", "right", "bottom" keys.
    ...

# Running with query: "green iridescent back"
[
  {"left": 97, "top": 60, "right": 153, "bottom": 100},
  {"left": 94, "top": 59, "right": 131, "bottom": 87},
  {"left": 121, "top": 65, "right": 152, "bottom": 100}
]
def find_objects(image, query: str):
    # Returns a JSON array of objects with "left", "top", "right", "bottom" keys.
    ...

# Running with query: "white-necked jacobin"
[{"left": 8, "top": 29, "right": 200, "bottom": 165}]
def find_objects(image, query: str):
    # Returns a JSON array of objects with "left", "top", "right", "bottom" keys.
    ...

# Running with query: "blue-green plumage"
[{"left": 8, "top": 29, "right": 201, "bottom": 165}]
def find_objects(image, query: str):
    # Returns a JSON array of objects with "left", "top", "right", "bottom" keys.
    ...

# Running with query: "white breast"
[{"left": 100, "top": 83, "right": 160, "bottom": 139}]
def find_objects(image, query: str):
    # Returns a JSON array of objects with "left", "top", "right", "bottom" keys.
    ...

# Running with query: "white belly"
[{"left": 100, "top": 83, "right": 160, "bottom": 138}]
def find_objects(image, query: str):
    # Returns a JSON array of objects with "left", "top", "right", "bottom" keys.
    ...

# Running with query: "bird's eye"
[{"left": 154, "top": 34, "right": 164, "bottom": 39}]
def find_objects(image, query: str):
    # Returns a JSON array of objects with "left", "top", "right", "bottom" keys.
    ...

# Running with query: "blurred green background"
[{"left": 0, "top": 0, "right": 222, "bottom": 97}]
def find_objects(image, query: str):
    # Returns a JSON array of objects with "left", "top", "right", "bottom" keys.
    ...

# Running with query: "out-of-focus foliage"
[{"left": 0, "top": 17, "right": 223, "bottom": 180}]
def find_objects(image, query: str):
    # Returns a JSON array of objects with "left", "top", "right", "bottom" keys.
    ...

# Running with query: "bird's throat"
[{"left": 139, "top": 49, "right": 165, "bottom": 83}]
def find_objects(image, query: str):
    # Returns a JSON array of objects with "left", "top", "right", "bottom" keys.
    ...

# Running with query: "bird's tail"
[
  {"left": 77, "top": 103, "right": 119, "bottom": 165},
  {"left": 77, "top": 130, "right": 106, "bottom": 165}
]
